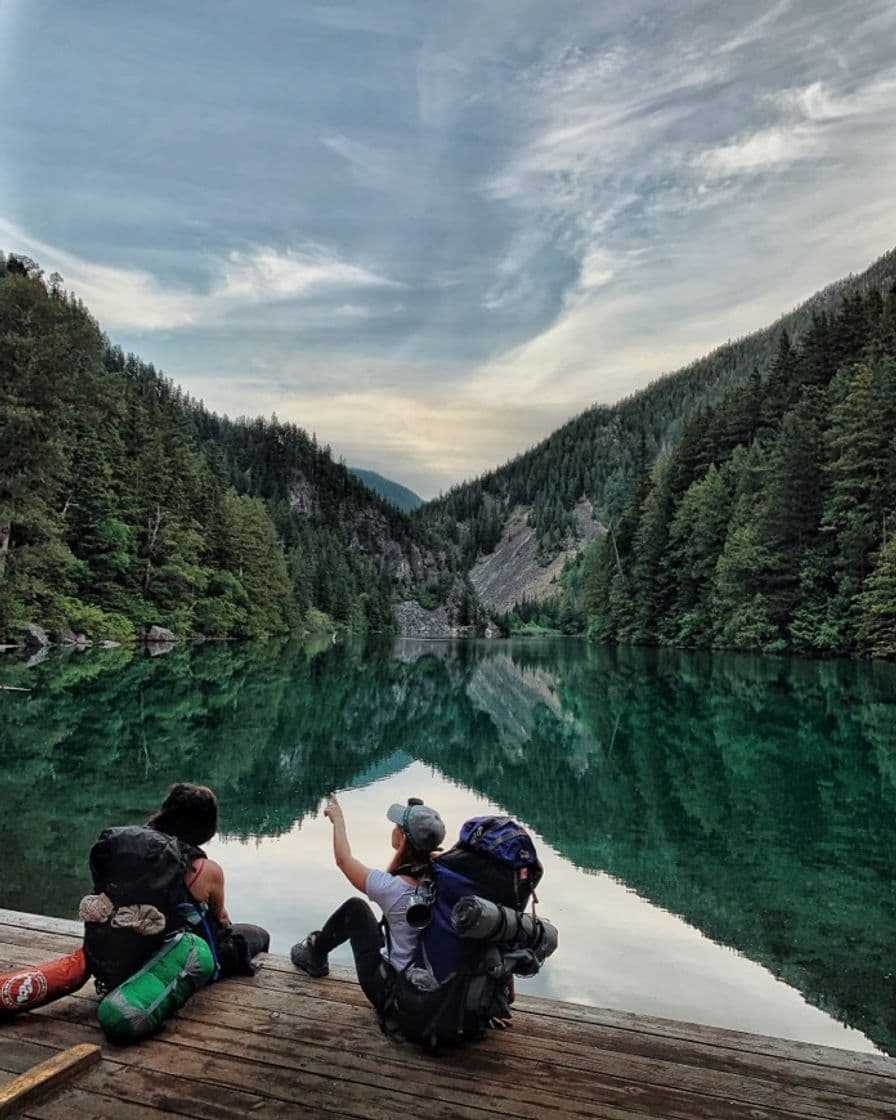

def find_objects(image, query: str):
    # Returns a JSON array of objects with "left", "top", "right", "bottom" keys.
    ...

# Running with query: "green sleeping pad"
[{"left": 97, "top": 930, "right": 215, "bottom": 1042}]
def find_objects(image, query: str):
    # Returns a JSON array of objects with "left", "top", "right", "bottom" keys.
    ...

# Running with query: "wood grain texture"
[
  {"left": 1, "top": 909, "right": 895, "bottom": 1120},
  {"left": 0, "top": 1044, "right": 100, "bottom": 1119}
]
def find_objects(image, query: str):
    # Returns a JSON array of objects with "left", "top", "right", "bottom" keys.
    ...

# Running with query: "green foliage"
[
  {"left": 857, "top": 526, "right": 896, "bottom": 658},
  {"left": 585, "top": 284, "right": 896, "bottom": 658},
  {"left": 420, "top": 249, "right": 896, "bottom": 574},
  {"left": 0, "top": 262, "right": 423, "bottom": 641},
  {"left": 349, "top": 468, "right": 422, "bottom": 513}
]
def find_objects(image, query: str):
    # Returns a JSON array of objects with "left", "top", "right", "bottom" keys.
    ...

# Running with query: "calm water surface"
[{"left": 1, "top": 637, "right": 894, "bottom": 1054}]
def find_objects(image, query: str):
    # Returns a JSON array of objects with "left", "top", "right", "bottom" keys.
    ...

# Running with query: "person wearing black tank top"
[{"left": 147, "top": 783, "right": 269, "bottom": 976}]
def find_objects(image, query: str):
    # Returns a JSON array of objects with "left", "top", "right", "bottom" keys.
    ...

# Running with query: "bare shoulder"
[
  {"left": 203, "top": 857, "right": 225, "bottom": 881},
  {"left": 186, "top": 856, "right": 225, "bottom": 890}
]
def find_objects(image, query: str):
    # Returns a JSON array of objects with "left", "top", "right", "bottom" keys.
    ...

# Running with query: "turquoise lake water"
[{"left": 1, "top": 637, "right": 894, "bottom": 1054}]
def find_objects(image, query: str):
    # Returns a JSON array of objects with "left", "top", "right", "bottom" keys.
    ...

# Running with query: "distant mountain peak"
[{"left": 349, "top": 468, "right": 423, "bottom": 513}]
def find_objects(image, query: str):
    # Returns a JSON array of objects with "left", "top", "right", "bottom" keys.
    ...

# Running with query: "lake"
[{"left": 1, "top": 636, "right": 894, "bottom": 1055}]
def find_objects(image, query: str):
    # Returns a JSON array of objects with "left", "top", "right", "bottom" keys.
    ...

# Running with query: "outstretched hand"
[{"left": 324, "top": 792, "right": 344, "bottom": 826}]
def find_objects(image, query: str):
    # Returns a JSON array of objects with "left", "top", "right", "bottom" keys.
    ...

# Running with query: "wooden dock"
[{"left": 1, "top": 909, "right": 894, "bottom": 1119}]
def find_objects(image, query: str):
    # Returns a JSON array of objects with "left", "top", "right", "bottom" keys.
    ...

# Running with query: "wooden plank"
[
  {"left": 0, "top": 1039, "right": 360, "bottom": 1120},
  {"left": 3, "top": 939, "right": 895, "bottom": 1120},
  {"left": 8, "top": 1013, "right": 639, "bottom": 1120},
  {"left": 18, "top": 995, "right": 889, "bottom": 1120},
  {"left": 0, "top": 915, "right": 81, "bottom": 940},
  {"left": 5, "top": 1018, "right": 501, "bottom": 1120},
  {"left": 0, "top": 907, "right": 879, "bottom": 1078},
  {"left": 0, "top": 1044, "right": 100, "bottom": 1119},
  {"left": 194, "top": 985, "right": 896, "bottom": 1114},
  {"left": 2, "top": 909, "right": 896, "bottom": 1120},
  {"left": 23, "top": 1087, "right": 202, "bottom": 1120}
]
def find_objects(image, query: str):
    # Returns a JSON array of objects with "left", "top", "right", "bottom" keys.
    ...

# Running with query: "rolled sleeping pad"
[
  {"left": 0, "top": 947, "right": 90, "bottom": 1017},
  {"left": 97, "top": 930, "right": 214, "bottom": 1043}
]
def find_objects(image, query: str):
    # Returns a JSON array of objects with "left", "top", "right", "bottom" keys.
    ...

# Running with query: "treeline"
[
  {"left": 420, "top": 248, "right": 896, "bottom": 561},
  {"left": 0, "top": 256, "right": 401, "bottom": 641},
  {"left": 585, "top": 287, "right": 896, "bottom": 657}
]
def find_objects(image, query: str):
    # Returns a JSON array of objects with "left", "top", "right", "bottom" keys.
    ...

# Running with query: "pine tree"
[
  {"left": 856, "top": 518, "right": 896, "bottom": 657},
  {"left": 758, "top": 389, "right": 826, "bottom": 637},
  {"left": 663, "top": 465, "right": 731, "bottom": 646}
]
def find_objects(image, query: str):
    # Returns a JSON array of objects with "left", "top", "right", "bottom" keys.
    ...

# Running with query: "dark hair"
[
  {"left": 147, "top": 783, "right": 218, "bottom": 847},
  {"left": 387, "top": 832, "right": 433, "bottom": 880}
]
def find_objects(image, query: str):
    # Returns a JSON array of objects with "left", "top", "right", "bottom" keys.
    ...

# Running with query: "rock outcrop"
[
  {"left": 348, "top": 507, "right": 445, "bottom": 589},
  {"left": 393, "top": 600, "right": 454, "bottom": 639},
  {"left": 59, "top": 628, "right": 91, "bottom": 646},
  {"left": 146, "top": 625, "right": 177, "bottom": 643},
  {"left": 286, "top": 476, "right": 447, "bottom": 592},
  {"left": 20, "top": 624, "right": 50, "bottom": 649},
  {"left": 470, "top": 499, "right": 604, "bottom": 613}
]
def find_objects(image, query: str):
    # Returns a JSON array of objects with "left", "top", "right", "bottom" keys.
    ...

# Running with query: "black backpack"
[{"left": 83, "top": 826, "right": 199, "bottom": 991}]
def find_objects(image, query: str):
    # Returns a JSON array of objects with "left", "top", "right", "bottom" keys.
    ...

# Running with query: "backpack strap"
[{"left": 185, "top": 858, "right": 207, "bottom": 891}]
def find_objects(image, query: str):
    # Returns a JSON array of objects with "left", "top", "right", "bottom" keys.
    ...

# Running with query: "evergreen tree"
[
  {"left": 857, "top": 521, "right": 896, "bottom": 658},
  {"left": 663, "top": 466, "right": 731, "bottom": 646}
]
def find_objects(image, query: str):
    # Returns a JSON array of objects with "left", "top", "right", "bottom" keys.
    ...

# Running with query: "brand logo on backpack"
[{"left": 2, "top": 970, "right": 48, "bottom": 1010}]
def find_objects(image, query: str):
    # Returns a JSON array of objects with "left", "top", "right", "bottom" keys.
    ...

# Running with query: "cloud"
[
  {"left": 695, "top": 68, "right": 896, "bottom": 179},
  {"left": 0, "top": 218, "right": 400, "bottom": 331},
  {"left": 693, "top": 125, "right": 820, "bottom": 178},
  {"left": 768, "top": 72, "right": 896, "bottom": 122},
  {"left": 0, "top": 217, "right": 201, "bottom": 329},
  {"left": 218, "top": 245, "right": 401, "bottom": 305},
  {"left": 255, "top": 385, "right": 566, "bottom": 499},
  {"left": 715, "top": 0, "right": 792, "bottom": 55},
  {"left": 321, "top": 134, "right": 397, "bottom": 190},
  {"left": 4, "top": 2, "right": 896, "bottom": 497}
]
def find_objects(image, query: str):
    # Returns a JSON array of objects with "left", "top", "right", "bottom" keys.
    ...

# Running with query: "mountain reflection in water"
[{"left": 1, "top": 638, "right": 894, "bottom": 1053}]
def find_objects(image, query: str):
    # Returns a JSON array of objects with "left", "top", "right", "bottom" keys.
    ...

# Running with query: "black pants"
[
  {"left": 315, "top": 898, "right": 388, "bottom": 1008},
  {"left": 213, "top": 921, "right": 270, "bottom": 978}
]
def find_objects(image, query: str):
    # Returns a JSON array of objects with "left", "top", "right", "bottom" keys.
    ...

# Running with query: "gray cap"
[{"left": 386, "top": 802, "right": 446, "bottom": 852}]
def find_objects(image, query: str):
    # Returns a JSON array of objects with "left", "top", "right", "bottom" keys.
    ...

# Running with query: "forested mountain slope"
[
  {"left": 349, "top": 468, "right": 422, "bottom": 513},
  {"left": 419, "top": 248, "right": 896, "bottom": 580},
  {"left": 0, "top": 255, "right": 449, "bottom": 642},
  {"left": 586, "top": 283, "right": 896, "bottom": 657}
]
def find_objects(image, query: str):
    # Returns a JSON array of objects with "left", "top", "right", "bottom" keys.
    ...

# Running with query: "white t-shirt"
[{"left": 365, "top": 869, "right": 418, "bottom": 971}]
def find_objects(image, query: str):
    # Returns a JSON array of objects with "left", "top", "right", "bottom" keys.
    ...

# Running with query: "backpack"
[
  {"left": 82, "top": 826, "right": 204, "bottom": 991},
  {"left": 381, "top": 815, "right": 548, "bottom": 1050}
]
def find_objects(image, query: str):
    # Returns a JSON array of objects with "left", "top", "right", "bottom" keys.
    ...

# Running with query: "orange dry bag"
[{"left": 0, "top": 947, "right": 90, "bottom": 1016}]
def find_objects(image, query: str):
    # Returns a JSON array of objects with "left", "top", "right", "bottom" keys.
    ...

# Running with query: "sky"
[{"left": 2, "top": 1, "right": 895, "bottom": 498}]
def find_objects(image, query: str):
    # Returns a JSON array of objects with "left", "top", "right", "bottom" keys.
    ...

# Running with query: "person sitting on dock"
[
  {"left": 289, "top": 793, "right": 445, "bottom": 1013},
  {"left": 147, "top": 783, "right": 270, "bottom": 976},
  {"left": 83, "top": 783, "right": 270, "bottom": 990}
]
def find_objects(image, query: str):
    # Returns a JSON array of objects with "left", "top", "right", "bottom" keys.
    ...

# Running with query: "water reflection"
[{"left": 1, "top": 638, "right": 894, "bottom": 1053}]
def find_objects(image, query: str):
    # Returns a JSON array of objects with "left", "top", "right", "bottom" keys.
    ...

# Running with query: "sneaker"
[{"left": 290, "top": 931, "right": 329, "bottom": 978}]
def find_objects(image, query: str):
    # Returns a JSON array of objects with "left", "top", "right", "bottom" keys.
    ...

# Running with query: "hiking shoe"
[{"left": 290, "top": 931, "right": 329, "bottom": 977}]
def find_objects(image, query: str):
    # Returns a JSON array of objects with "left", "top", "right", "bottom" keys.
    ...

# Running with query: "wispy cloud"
[
  {"left": 218, "top": 245, "right": 401, "bottom": 304},
  {"left": 0, "top": 218, "right": 201, "bottom": 329},
  {"left": 3, "top": 1, "right": 895, "bottom": 495},
  {"left": 0, "top": 218, "right": 401, "bottom": 331},
  {"left": 693, "top": 124, "right": 820, "bottom": 178}
]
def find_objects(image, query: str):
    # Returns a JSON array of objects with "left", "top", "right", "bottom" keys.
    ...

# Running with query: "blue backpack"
[
  {"left": 382, "top": 816, "right": 545, "bottom": 1048},
  {"left": 420, "top": 816, "right": 542, "bottom": 983}
]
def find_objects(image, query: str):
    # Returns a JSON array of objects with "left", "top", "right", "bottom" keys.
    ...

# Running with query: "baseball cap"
[{"left": 386, "top": 801, "right": 446, "bottom": 852}]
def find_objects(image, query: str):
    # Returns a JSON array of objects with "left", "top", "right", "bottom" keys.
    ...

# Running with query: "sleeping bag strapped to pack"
[
  {"left": 97, "top": 931, "right": 215, "bottom": 1042},
  {"left": 382, "top": 815, "right": 554, "bottom": 1050},
  {"left": 0, "top": 947, "right": 90, "bottom": 1018},
  {"left": 82, "top": 825, "right": 202, "bottom": 992}
]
